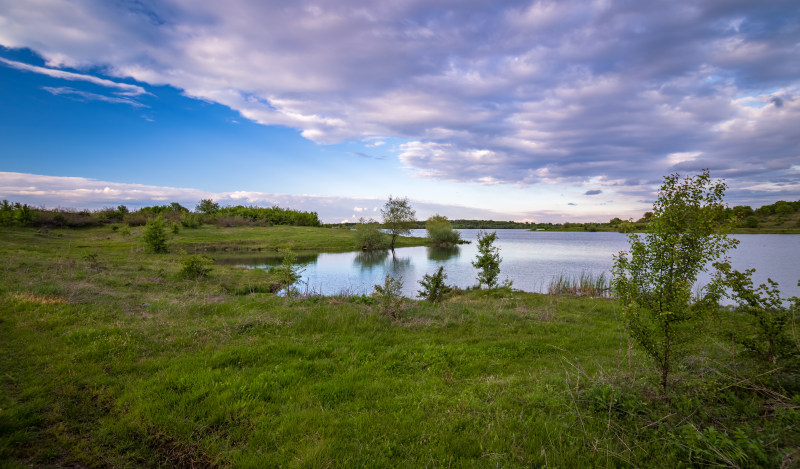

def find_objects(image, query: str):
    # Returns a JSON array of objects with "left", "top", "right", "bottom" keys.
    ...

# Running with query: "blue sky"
[{"left": 1, "top": 0, "right": 798, "bottom": 223}]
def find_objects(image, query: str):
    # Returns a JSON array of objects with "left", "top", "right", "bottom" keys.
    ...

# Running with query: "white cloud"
[
  {"left": 0, "top": 57, "right": 148, "bottom": 96},
  {"left": 42, "top": 86, "right": 147, "bottom": 107}
]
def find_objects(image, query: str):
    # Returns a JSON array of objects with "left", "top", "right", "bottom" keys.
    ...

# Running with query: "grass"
[
  {"left": 1, "top": 225, "right": 798, "bottom": 467},
  {"left": 547, "top": 271, "right": 611, "bottom": 297}
]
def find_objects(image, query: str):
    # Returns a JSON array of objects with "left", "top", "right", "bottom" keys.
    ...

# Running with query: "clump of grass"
[{"left": 548, "top": 271, "right": 610, "bottom": 297}]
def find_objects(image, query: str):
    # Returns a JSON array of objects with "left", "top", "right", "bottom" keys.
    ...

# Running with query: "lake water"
[{"left": 237, "top": 229, "right": 800, "bottom": 300}]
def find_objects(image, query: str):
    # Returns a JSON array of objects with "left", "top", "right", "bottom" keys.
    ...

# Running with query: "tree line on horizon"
[
  {"left": 0, "top": 199, "right": 321, "bottom": 229},
  {"left": 1, "top": 197, "right": 799, "bottom": 232}
]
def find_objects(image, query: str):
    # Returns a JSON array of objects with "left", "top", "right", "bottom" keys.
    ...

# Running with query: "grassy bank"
[{"left": 1, "top": 226, "right": 798, "bottom": 467}]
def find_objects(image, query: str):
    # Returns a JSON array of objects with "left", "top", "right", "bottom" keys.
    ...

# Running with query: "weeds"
[{"left": 548, "top": 271, "right": 610, "bottom": 297}]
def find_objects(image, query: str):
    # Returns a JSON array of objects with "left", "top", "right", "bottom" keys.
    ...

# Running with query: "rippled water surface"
[{"left": 236, "top": 229, "right": 800, "bottom": 299}]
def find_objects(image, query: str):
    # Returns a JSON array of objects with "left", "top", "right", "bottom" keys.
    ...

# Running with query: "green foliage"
[
  {"left": 719, "top": 266, "right": 799, "bottom": 366},
  {"left": 180, "top": 211, "right": 203, "bottom": 228},
  {"left": 353, "top": 217, "right": 389, "bottom": 250},
  {"left": 381, "top": 196, "right": 416, "bottom": 250},
  {"left": 213, "top": 205, "right": 321, "bottom": 227},
  {"left": 418, "top": 266, "right": 452, "bottom": 302},
  {"left": 372, "top": 274, "right": 404, "bottom": 318},
  {"left": 142, "top": 215, "right": 169, "bottom": 253},
  {"left": 425, "top": 214, "right": 462, "bottom": 246},
  {"left": 472, "top": 230, "right": 502, "bottom": 289},
  {"left": 612, "top": 170, "right": 738, "bottom": 394},
  {"left": 179, "top": 255, "right": 213, "bottom": 279},
  {"left": 268, "top": 249, "right": 304, "bottom": 297},
  {"left": 195, "top": 198, "right": 220, "bottom": 213}
]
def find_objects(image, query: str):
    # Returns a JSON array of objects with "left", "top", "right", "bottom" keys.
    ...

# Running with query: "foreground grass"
[{"left": 1, "top": 226, "right": 798, "bottom": 467}]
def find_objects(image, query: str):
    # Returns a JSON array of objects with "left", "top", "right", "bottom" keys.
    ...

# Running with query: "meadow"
[{"left": 1, "top": 225, "right": 798, "bottom": 467}]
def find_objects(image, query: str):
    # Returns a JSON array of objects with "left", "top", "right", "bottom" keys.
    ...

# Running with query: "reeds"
[{"left": 548, "top": 271, "right": 611, "bottom": 297}]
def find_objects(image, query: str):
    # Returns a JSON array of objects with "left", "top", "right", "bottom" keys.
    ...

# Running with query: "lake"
[{"left": 237, "top": 229, "right": 800, "bottom": 300}]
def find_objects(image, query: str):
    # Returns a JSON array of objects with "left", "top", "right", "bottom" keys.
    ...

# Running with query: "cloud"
[
  {"left": 0, "top": 171, "right": 521, "bottom": 223},
  {"left": 584, "top": 190, "right": 602, "bottom": 196},
  {"left": 42, "top": 86, "right": 147, "bottom": 107},
  {"left": 0, "top": 57, "right": 148, "bottom": 96},
  {"left": 0, "top": 0, "right": 798, "bottom": 199}
]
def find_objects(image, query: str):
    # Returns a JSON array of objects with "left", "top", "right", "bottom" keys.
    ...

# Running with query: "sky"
[{"left": 0, "top": 0, "right": 798, "bottom": 223}]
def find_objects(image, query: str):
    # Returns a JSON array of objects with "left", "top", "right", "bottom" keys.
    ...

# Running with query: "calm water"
[{"left": 236, "top": 230, "right": 800, "bottom": 299}]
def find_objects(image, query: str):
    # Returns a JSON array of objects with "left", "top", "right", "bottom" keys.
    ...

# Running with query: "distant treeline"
[
  {"left": 0, "top": 199, "right": 321, "bottom": 228},
  {"left": 328, "top": 198, "right": 800, "bottom": 233}
]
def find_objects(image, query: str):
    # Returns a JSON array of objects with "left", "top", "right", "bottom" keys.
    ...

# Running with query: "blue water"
[{"left": 238, "top": 230, "right": 800, "bottom": 300}]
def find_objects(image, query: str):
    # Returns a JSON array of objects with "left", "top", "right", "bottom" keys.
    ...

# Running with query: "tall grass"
[{"left": 547, "top": 271, "right": 610, "bottom": 297}]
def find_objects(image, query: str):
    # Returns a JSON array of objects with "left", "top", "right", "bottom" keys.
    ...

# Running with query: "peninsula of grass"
[{"left": 1, "top": 225, "right": 798, "bottom": 467}]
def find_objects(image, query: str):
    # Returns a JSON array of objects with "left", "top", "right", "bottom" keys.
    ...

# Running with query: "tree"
[
  {"left": 426, "top": 215, "right": 462, "bottom": 247},
  {"left": 142, "top": 215, "right": 169, "bottom": 253},
  {"left": 196, "top": 199, "right": 220, "bottom": 214},
  {"left": 472, "top": 231, "right": 502, "bottom": 288},
  {"left": 381, "top": 196, "right": 416, "bottom": 251},
  {"left": 612, "top": 170, "right": 738, "bottom": 395},
  {"left": 269, "top": 249, "right": 304, "bottom": 298}
]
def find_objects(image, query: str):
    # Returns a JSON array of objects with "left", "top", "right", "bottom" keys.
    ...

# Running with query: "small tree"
[
  {"left": 418, "top": 266, "right": 452, "bottom": 302},
  {"left": 612, "top": 170, "right": 738, "bottom": 394},
  {"left": 269, "top": 249, "right": 304, "bottom": 297},
  {"left": 426, "top": 215, "right": 461, "bottom": 247},
  {"left": 354, "top": 217, "right": 389, "bottom": 250},
  {"left": 373, "top": 274, "right": 404, "bottom": 318},
  {"left": 143, "top": 215, "right": 169, "bottom": 253},
  {"left": 381, "top": 196, "right": 416, "bottom": 251},
  {"left": 196, "top": 199, "right": 220, "bottom": 214},
  {"left": 473, "top": 231, "right": 501, "bottom": 288}
]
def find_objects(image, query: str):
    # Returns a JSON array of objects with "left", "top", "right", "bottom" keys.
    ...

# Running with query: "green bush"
[
  {"left": 418, "top": 266, "right": 452, "bottom": 302},
  {"left": 180, "top": 212, "right": 203, "bottom": 228},
  {"left": 142, "top": 215, "right": 169, "bottom": 253},
  {"left": 179, "top": 255, "right": 213, "bottom": 279},
  {"left": 426, "top": 215, "right": 462, "bottom": 246},
  {"left": 373, "top": 274, "right": 404, "bottom": 318},
  {"left": 354, "top": 218, "right": 389, "bottom": 250}
]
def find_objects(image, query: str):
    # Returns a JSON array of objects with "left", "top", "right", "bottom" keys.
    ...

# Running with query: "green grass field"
[{"left": 1, "top": 225, "right": 798, "bottom": 467}]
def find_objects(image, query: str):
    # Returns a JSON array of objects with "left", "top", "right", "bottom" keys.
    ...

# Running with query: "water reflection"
[
  {"left": 215, "top": 252, "right": 319, "bottom": 267},
  {"left": 387, "top": 252, "right": 412, "bottom": 277},
  {"left": 354, "top": 250, "right": 389, "bottom": 270},
  {"left": 427, "top": 245, "right": 460, "bottom": 261}
]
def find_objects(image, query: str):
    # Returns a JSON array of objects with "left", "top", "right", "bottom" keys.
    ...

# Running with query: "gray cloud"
[
  {"left": 0, "top": 0, "right": 798, "bottom": 202},
  {"left": 585, "top": 190, "right": 602, "bottom": 196}
]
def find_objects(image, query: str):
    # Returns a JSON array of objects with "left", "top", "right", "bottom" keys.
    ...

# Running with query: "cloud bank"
[
  {"left": 0, "top": 172, "right": 518, "bottom": 223},
  {"left": 1, "top": 0, "right": 798, "bottom": 199}
]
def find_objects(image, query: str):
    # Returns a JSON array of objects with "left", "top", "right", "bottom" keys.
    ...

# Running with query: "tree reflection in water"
[{"left": 427, "top": 246, "right": 460, "bottom": 262}]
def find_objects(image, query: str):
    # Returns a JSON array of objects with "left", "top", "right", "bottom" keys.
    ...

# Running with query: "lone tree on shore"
[
  {"left": 381, "top": 196, "right": 416, "bottom": 251},
  {"left": 612, "top": 169, "right": 738, "bottom": 395}
]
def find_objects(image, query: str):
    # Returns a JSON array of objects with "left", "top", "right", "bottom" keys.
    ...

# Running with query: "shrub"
[
  {"left": 418, "top": 266, "right": 452, "bottom": 302},
  {"left": 179, "top": 255, "right": 213, "bottom": 279},
  {"left": 142, "top": 215, "right": 169, "bottom": 253},
  {"left": 123, "top": 212, "right": 148, "bottom": 226},
  {"left": 719, "top": 266, "right": 799, "bottom": 367},
  {"left": 180, "top": 212, "right": 203, "bottom": 228},
  {"left": 354, "top": 218, "right": 389, "bottom": 250},
  {"left": 426, "top": 215, "right": 462, "bottom": 246},
  {"left": 373, "top": 274, "right": 404, "bottom": 318}
]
